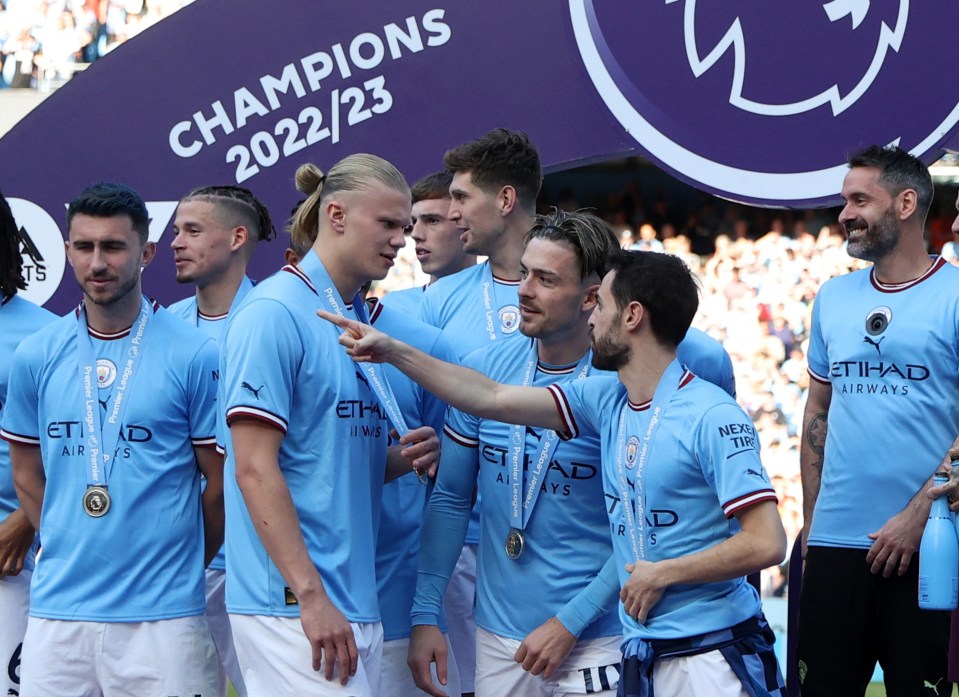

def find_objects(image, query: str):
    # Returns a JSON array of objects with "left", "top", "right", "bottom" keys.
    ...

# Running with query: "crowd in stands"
[
  {"left": 376, "top": 188, "right": 959, "bottom": 597},
  {"left": 0, "top": 0, "right": 193, "bottom": 90}
]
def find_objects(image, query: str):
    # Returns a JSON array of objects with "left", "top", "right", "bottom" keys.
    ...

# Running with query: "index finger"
[
  {"left": 411, "top": 650, "right": 447, "bottom": 697},
  {"left": 400, "top": 426, "right": 435, "bottom": 445},
  {"left": 316, "top": 309, "right": 350, "bottom": 326}
]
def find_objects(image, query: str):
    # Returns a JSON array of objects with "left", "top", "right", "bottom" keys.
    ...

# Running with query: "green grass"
[{"left": 228, "top": 687, "right": 238, "bottom": 697}]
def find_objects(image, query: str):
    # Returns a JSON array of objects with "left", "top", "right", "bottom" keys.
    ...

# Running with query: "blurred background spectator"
[{"left": 0, "top": 0, "right": 194, "bottom": 90}]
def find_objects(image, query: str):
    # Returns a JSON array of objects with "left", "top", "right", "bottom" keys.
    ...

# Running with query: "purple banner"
[{"left": 2, "top": 0, "right": 957, "bottom": 312}]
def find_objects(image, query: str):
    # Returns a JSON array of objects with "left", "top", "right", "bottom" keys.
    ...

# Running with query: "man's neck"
[
  {"left": 431, "top": 256, "right": 478, "bottom": 283},
  {"left": 486, "top": 213, "right": 534, "bottom": 280},
  {"left": 314, "top": 245, "right": 362, "bottom": 302},
  {"left": 618, "top": 341, "right": 678, "bottom": 405},
  {"left": 84, "top": 289, "right": 143, "bottom": 334},
  {"left": 872, "top": 238, "right": 934, "bottom": 285},
  {"left": 196, "top": 268, "right": 246, "bottom": 316},
  {"left": 536, "top": 329, "right": 593, "bottom": 367}
]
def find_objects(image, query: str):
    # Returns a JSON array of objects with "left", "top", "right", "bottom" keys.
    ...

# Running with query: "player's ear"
[
  {"left": 231, "top": 225, "right": 250, "bottom": 251},
  {"left": 139, "top": 241, "right": 157, "bottom": 269},
  {"left": 498, "top": 185, "right": 517, "bottom": 217},
  {"left": 582, "top": 284, "right": 600, "bottom": 312},
  {"left": 897, "top": 188, "right": 918, "bottom": 221},
  {"left": 622, "top": 300, "right": 644, "bottom": 331},
  {"left": 326, "top": 200, "right": 346, "bottom": 233}
]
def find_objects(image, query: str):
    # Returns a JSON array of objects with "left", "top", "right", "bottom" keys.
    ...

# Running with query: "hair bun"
[{"left": 295, "top": 163, "right": 326, "bottom": 195}]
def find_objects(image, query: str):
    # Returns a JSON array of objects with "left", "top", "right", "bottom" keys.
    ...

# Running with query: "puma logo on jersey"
[
  {"left": 241, "top": 382, "right": 264, "bottom": 399},
  {"left": 746, "top": 468, "right": 767, "bottom": 480},
  {"left": 862, "top": 335, "right": 885, "bottom": 354},
  {"left": 924, "top": 678, "right": 942, "bottom": 695}
]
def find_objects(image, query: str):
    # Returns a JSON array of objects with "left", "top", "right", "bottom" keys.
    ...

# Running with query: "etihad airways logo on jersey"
[
  {"left": 46, "top": 420, "right": 152, "bottom": 458},
  {"left": 605, "top": 493, "right": 678, "bottom": 545},
  {"left": 480, "top": 439, "right": 599, "bottom": 490},
  {"left": 829, "top": 361, "right": 929, "bottom": 380}
]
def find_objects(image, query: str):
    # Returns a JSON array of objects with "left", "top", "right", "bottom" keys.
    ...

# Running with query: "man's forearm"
[
  {"left": 799, "top": 381, "right": 831, "bottom": 537},
  {"left": 385, "top": 338, "right": 562, "bottom": 431},
  {"left": 10, "top": 443, "right": 45, "bottom": 529},
  {"left": 232, "top": 423, "right": 328, "bottom": 602},
  {"left": 799, "top": 413, "right": 826, "bottom": 530},
  {"left": 656, "top": 502, "right": 786, "bottom": 586},
  {"left": 201, "top": 484, "right": 225, "bottom": 567},
  {"left": 387, "top": 338, "right": 509, "bottom": 418}
]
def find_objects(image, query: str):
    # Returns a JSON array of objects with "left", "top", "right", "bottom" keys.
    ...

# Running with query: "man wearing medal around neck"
[
  {"left": 0, "top": 191, "right": 56, "bottom": 697},
  {"left": 168, "top": 184, "right": 276, "bottom": 697},
  {"left": 220, "top": 157, "right": 439, "bottom": 697},
  {"left": 407, "top": 210, "right": 624, "bottom": 697},
  {"left": 320, "top": 248, "right": 787, "bottom": 697},
  {"left": 2, "top": 183, "right": 223, "bottom": 695},
  {"left": 416, "top": 128, "right": 543, "bottom": 697}
]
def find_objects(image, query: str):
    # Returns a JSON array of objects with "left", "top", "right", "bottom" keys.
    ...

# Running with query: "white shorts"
[
  {"left": 444, "top": 543, "right": 477, "bottom": 692},
  {"left": 205, "top": 568, "right": 245, "bottom": 697},
  {"left": 380, "top": 635, "right": 462, "bottom": 697},
  {"left": 475, "top": 626, "right": 621, "bottom": 697},
  {"left": 653, "top": 649, "right": 750, "bottom": 697},
  {"left": 20, "top": 614, "right": 220, "bottom": 697},
  {"left": 231, "top": 614, "right": 383, "bottom": 697},
  {"left": 0, "top": 570, "right": 30, "bottom": 695}
]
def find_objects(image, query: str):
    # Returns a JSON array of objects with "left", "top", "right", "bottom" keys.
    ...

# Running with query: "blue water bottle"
[{"left": 919, "top": 472, "right": 959, "bottom": 610}]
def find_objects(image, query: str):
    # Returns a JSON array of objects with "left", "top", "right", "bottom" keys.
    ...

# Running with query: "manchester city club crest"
[
  {"left": 96, "top": 359, "right": 118, "bottom": 389},
  {"left": 569, "top": 0, "right": 959, "bottom": 207},
  {"left": 499, "top": 305, "right": 521, "bottom": 334},
  {"left": 625, "top": 435, "right": 641, "bottom": 469}
]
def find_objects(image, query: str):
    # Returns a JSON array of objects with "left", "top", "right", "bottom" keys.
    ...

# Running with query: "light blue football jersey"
[
  {"left": 368, "top": 300, "right": 456, "bottom": 640},
  {"left": 419, "top": 261, "right": 522, "bottom": 352},
  {"left": 550, "top": 361, "right": 777, "bottom": 641},
  {"left": 220, "top": 251, "right": 388, "bottom": 622},
  {"left": 379, "top": 284, "right": 427, "bottom": 320},
  {"left": 167, "top": 276, "right": 255, "bottom": 344},
  {"left": 807, "top": 258, "right": 959, "bottom": 548},
  {"left": 679, "top": 327, "right": 736, "bottom": 398},
  {"left": 168, "top": 276, "right": 255, "bottom": 572},
  {"left": 0, "top": 295, "right": 56, "bottom": 571},
  {"left": 419, "top": 261, "right": 521, "bottom": 545},
  {"left": 413, "top": 336, "right": 621, "bottom": 642},
  {"left": 0, "top": 302, "right": 218, "bottom": 621}
]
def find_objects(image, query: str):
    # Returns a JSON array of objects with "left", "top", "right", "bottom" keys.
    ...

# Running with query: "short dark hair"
[
  {"left": 525, "top": 208, "right": 618, "bottom": 280},
  {"left": 848, "top": 145, "right": 933, "bottom": 223},
  {"left": 411, "top": 171, "right": 453, "bottom": 205},
  {"left": 0, "top": 190, "right": 25, "bottom": 297},
  {"left": 606, "top": 249, "right": 699, "bottom": 348},
  {"left": 443, "top": 128, "right": 542, "bottom": 209},
  {"left": 67, "top": 182, "right": 150, "bottom": 243},
  {"left": 181, "top": 185, "right": 276, "bottom": 242}
]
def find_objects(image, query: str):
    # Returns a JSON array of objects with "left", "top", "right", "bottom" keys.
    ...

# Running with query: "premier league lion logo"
[
  {"left": 569, "top": 0, "right": 959, "bottom": 207},
  {"left": 672, "top": 0, "right": 907, "bottom": 116}
]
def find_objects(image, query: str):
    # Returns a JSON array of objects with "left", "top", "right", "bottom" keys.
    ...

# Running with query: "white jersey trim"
[
  {"left": 722, "top": 489, "right": 778, "bottom": 518},
  {"left": 443, "top": 424, "right": 479, "bottom": 448},
  {"left": 547, "top": 384, "right": 578, "bottom": 441},
  {"left": 0, "top": 429, "right": 41, "bottom": 446},
  {"left": 225, "top": 406, "right": 288, "bottom": 433}
]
